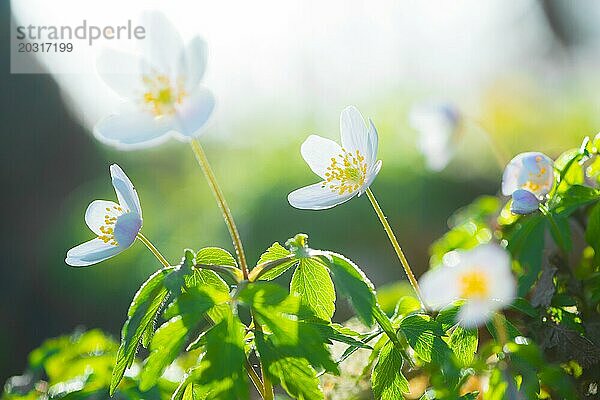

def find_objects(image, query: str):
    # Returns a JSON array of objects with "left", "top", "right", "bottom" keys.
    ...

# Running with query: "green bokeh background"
[{"left": 3, "top": 0, "right": 600, "bottom": 386}]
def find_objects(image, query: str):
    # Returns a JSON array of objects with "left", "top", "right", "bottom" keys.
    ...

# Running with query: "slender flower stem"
[
  {"left": 493, "top": 313, "right": 508, "bottom": 347},
  {"left": 137, "top": 232, "right": 170, "bottom": 268},
  {"left": 190, "top": 139, "right": 249, "bottom": 280},
  {"left": 245, "top": 360, "right": 265, "bottom": 398},
  {"left": 252, "top": 310, "right": 274, "bottom": 400},
  {"left": 365, "top": 188, "right": 427, "bottom": 309}
]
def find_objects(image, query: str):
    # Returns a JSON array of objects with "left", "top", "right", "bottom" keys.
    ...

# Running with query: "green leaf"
[
  {"left": 255, "top": 242, "right": 299, "bottom": 281},
  {"left": 586, "top": 202, "right": 600, "bottom": 263},
  {"left": 255, "top": 335, "right": 324, "bottom": 400},
  {"left": 140, "top": 286, "right": 227, "bottom": 390},
  {"left": 371, "top": 340, "right": 409, "bottom": 399},
  {"left": 196, "top": 309, "right": 249, "bottom": 400},
  {"left": 507, "top": 215, "right": 546, "bottom": 296},
  {"left": 195, "top": 247, "right": 237, "bottom": 267},
  {"left": 509, "top": 297, "right": 538, "bottom": 318},
  {"left": 239, "top": 282, "right": 338, "bottom": 374},
  {"left": 110, "top": 267, "right": 173, "bottom": 395},
  {"left": 307, "top": 321, "right": 371, "bottom": 349},
  {"left": 319, "top": 252, "right": 378, "bottom": 326},
  {"left": 399, "top": 314, "right": 450, "bottom": 364},
  {"left": 551, "top": 185, "right": 600, "bottom": 216},
  {"left": 290, "top": 258, "right": 336, "bottom": 321},
  {"left": 449, "top": 326, "right": 478, "bottom": 366},
  {"left": 485, "top": 314, "right": 521, "bottom": 342}
]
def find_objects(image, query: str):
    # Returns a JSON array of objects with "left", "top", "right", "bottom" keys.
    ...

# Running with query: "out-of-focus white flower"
[
  {"left": 288, "top": 106, "right": 382, "bottom": 210},
  {"left": 502, "top": 152, "right": 554, "bottom": 215},
  {"left": 409, "top": 102, "right": 461, "bottom": 171},
  {"left": 66, "top": 164, "right": 142, "bottom": 266},
  {"left": 419, "top": 244, "right": 516, "bottom": 328},
  {"left": 94, "top": 11, "right": 214, "bottom": 150}
]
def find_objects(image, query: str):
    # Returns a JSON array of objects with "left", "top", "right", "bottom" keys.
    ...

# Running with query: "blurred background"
[{"left": 3, "top": 0, "right": 600, "bottom": 385}]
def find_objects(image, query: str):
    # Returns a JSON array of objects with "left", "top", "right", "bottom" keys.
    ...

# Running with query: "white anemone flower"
[
  {"left": 502, "top": 152, "right": 554, "bottom": 199},
  {"left": 94, "top": 11, "right": 214, "bottom": 150},
  {"left": 419, "top": 244, "right": 516, "bottom": 328},
  {"left": 288, "top": 106, "right": 382, "bottom": 210},
  {"left": 66, "top": 164, "right": 143, "bottom": 267},
  {"left": 409, "top": 102, "right": 461, "bottom": 171}
]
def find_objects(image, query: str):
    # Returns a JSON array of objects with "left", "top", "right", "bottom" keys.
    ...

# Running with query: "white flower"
[
  {"left": 502, "top": 152, "right": 554, "bottom": 199},
  {"left": 94, "top": 11, "right": 214, "bottom": 150},
  {"left": 419, "top": 244, "right": 516, "bottom": 328},
  {"left": 288, "top": 106, "right": 382, "bottom": 210},
  {"left": 409, "top": 102, "right": 461, "bottom": 171},
  {"left": 66, "top": 164, "right": 143, "bottom": 267}
]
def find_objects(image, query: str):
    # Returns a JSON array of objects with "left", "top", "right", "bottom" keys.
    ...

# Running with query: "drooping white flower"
[
  {"left": 94, "top": 11, "right": 214, "bottom": 150},
  {"left": 419, "top": 244, "right": 516, "bottom": 328},
  {"left": 409, "top": 102, "right": 461, "bottom": 171},
  {"left": 288, "top": 106, "right": 382, "bottom": 210},
  {"left": 502, "top": 152, "right": 554, "bottom": 198},
  {"left": 66, "top": 164, "right": 143, "bottom": 267},
  {"left": 502, "top": 152, "right": 554, "bottom": 215}
]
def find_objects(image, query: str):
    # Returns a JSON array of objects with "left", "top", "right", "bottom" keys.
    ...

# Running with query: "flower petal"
[
  {"left": 419, "top": 267, "right": 460, "bottom": 310},
  {"left": 94, "top": 110, "right": 174, "bottom": 150},
  {"left": 288, "top": 182, "right": 355, "bottom": 210},
  {"left": 114, "top": 212, "right": 142, "bottom": 249},
  {"left": 96, "top": 47, "right": 143, "bottom": 99},
  {"left": 457, "top": 300, "right": 495, "bottom": 328},
  {"left": 173, "top": 87, "right": 215, "bottom": 138},
  {"left": 366, "top": 119, "right": 379, "bottom": 167},
  {"left": 65, "top": 238, "right": 123, "bottom": 267},
  {"left": 510, "top": 189, "right": 540, "bottom": 215},
  {"left": 85, "top": 200, "right": 121, "bottom": 235},
  {"left": 110, "top": 164, "right": 142, "bottom": 217},
  {"left": 300, "top": 135, "right": 343, "bottom": 179},
  {"left": 359, "top": 160, "right": 382, "bottom": 195},
  {"left": 182, "top": 37, "right": 207, "bottom": 92},
  {"left": 340, "top": 106, "right": 370, "bottom": 156},
  {"left": 502, "top": 152, "right": 554, "bottom": 197},
  {"left": 139, "top": 11, "right": 185, "bottom": 77}
]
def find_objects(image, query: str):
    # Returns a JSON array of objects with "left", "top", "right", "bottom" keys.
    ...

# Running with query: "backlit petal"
[
  {"left": 173, "top": 87, "right": 215, "bottom": 138},
  {"left": 85, "top": 200, "right": 121, "bottom": 235},
  {"left": 288, "top": 182, "right": 355, "bottom": 210},
  {"left": 457, "top": 300, "right": 495, "bottom": 328},
  {"left": 182, "top": 37, "right": 207, "bottom": 91},
  {"left": 65, "top": 238, "right": 123, "bottom": 267},
  {"left": 110, "top": 164, "right": 142, "bottom": 217},
  {"left": 139, "top": 11, "right": 185, "bottom": 78},
  {"left": 340, "top": 106, "right": 370, "bottom": 156},
  {"left": 94, "top": 110, "right": 173, "bottom": 150},
  {"left": 114, "top": 212, "right": 142, "bottom": 249},
  {"left": 511, "top": 189, "right": 540, "bottom": 215},
  {"left": 96, "top": 47, "right": 143, "bottom": 99},
  {"left": 300, "top": 135, "right": 343, "bottom": 179},
  {"left": 419, "top": 267, "right": 460, "bottom": 310}
]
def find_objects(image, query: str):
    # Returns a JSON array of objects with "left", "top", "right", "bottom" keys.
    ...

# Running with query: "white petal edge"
[
  {"left": 340, "top": 105, "right": 370, "bottom": 156},
  {"left": 182, "top": 37, "right": 207, "bottom": 92},
  {"left": 458, "top": 300, "right": 497, "bottom": 328},
  {"left": 94, "top": 109, "right": 174, "bottom": 150},
  {"left": 65, "top": 238, "right": 123, "bottom": 267},
  {"left": 288, "top": 182, "right": 356, "bottom": 210},
  {"left": 359, "top": 160, "right": 382, "bottom": 195},
  {"left": 419, "top": 267, "right": 460, "bottom": 310},
  {"left": 173, "top": 87, "right": 215, "bottom": 138},
  {"left": 366, "top": 119, "right": 379, "bottom": 167},
  {"left": 85, "top": 200, "right": 121, "bottom": 235},
  {"left": 139, "top": 11, "right": 185, "bottom": 78},
  {"left": 96, "top": 47, "right": 143, "bottom": 99},
  {"left": 110, "top": 164, "right": 142, "bottom": 217},
  {"left": 300, "top": 135, "right": 343, "bottom": 179}
]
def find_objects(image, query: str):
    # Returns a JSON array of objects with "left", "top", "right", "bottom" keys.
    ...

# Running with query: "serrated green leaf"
[
  {"left": 140, "top": 286, "right": 225, "bottom": 391},
  {"left": 507, "top": 215, "right": 546, "bottom": 296},
  {"left": 110, "top": 267, "right": 173, "bottom": 395},
  {"left": 551, "top": 185, "right": 600, "bottom": 216},
  {"left": 371, "top": 341, "right": 409, "bottom": 399},
  {"left": 185, "top": 268, "right": 229, "bottom": 293},
  {"left": 449, "top": 326, "right": 478, "bottom": 366},
  {"left": 318, "top": 252, "right": 377, "bottom": 326},
  {"left": 290, "top": 258, "right": 335, "bottom": 321},
  {"left": 196, "top": 247, "right": 237, "bottom": 267},
  {"left": 307, "top": 321, "right": 371, "bottom": 349},
  {"left": 255, "top": 242, "right": 298, "bottom": 281},
  {"left": 399, "top": 314, "right": 450, "bottom": 364}
]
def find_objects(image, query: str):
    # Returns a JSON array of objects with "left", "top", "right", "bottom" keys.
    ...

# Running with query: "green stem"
[
  {"left": 252, "top": 311, "right": 274, "bottom": 400},
  {"left": 245, "top": 360, "right": 265, "bottom": 398},
  {"left": 136, "top": 232, "right": 170, "bottom": 268},
  {"left": 190, "top": 139, "right": 249, "bottom": 280},
  {"left": 365, "top": 188, "right": 427, "bottom": 309},
  {"left": 493, "top": 313, "right": 508, "bottom": 347}
]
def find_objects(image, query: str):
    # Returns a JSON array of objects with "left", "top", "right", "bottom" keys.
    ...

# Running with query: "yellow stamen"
[
  {"left": 97, "top": 205, "right": 126, "bottom": 246},
  {"left": 322, "top": 148, "right": 367, "bottom": 195},
  {"left": 458, "top": 270, "right": 489, "bottom": 299},
  {"left": 141, "top": 74, "right": 187, "bottom": 116}
]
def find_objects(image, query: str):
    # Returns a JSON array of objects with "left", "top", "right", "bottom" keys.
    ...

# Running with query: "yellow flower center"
[
  {"left": 98, "top": 205, "right": 124, "bottom": 246},
  {"left": 142, "top": 74, "right": 187, "bottom": 116},
  {"left": 323, "top": 149, "right": 367, "bottom": 195},
  {"left": 458, "top": 270, "right": 489, "bottom": 300}
]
